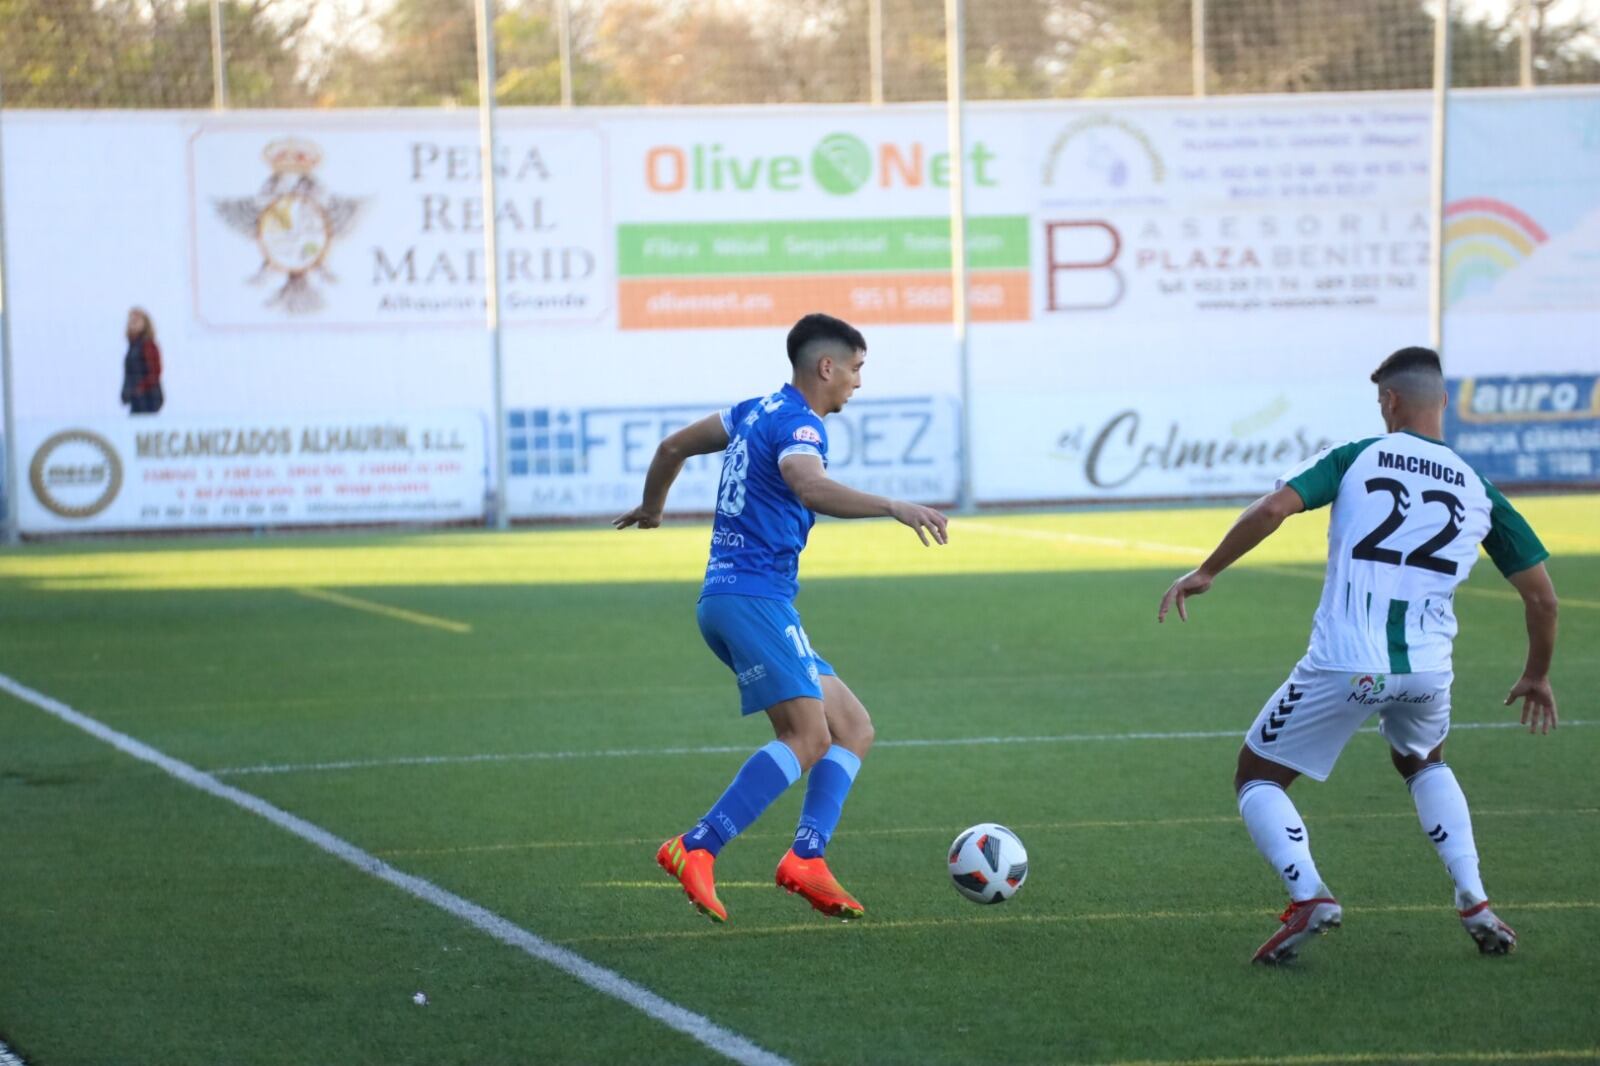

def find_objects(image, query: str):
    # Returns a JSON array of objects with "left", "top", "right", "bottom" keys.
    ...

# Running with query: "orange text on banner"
[{"left": 619, "top": 271, "right": 1030, "bottom": 330}]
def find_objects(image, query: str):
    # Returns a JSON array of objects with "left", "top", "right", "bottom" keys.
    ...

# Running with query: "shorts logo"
[
  {"left": 792, "top": 425, "right": 822, "bottom": 445},
  {"left": 1259, "top": 683, "right": 1305, "bottom": 745},
  {"left": 736, "top": 663, "right": 767, "bottom": 687},
  {"left": 1351, "top": 674, "right": 1387, "bottom": 697}
]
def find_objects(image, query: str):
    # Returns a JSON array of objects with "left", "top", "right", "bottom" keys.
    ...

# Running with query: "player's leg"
[
  {"left": 1236, "top": 746, "right": 1309, "bottom": 896},
  {"left": 686, "top": 694, "right": 822, "bottom": 856},
  {"left": 1238, "top": 668, "right": 1358, "bottom": 963},
  {"left": 657, "top": 597, "right": 824, "bottom": 922},
  {"left": 774, "top": 655, "right": 871, "bottom": 917},
  {"left": 679, "top": 595, "right": 828, "bottom": 858},
  {"left": 1383, "top": 673, "right": 1515, "bottom": 954},
  {"left": 791, "top": 673, "right": 873, "bottom": 859}
]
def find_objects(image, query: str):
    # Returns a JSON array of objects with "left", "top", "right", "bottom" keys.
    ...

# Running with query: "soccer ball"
[{"left": 947, "top": 823, "right": 1029, "bottom": 904}]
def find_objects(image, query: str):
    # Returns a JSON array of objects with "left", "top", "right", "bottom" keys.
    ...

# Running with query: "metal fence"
[
  {"left": 1, "top": 0, "right": 1598, "bottom": 538},
  {"left": 3, "top": 0, "right": 1599, "bottom": 111}
]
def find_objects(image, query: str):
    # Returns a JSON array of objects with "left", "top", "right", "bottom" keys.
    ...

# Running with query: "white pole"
[
  {"left": 557, "top": 0, "right": 574, "bottom": 108},
  {"left": 1519, "top": 0, "right": 1534, "bottom": 89},
  {"left": 1192, "top": 0, "right": 1206, "bottom": 97},
  {"left": 1428, "top": 0, "right": 1452, "bottom": 354},
  {"left": 0, "top": 77, "right": 19, "bottom": 544},
  {"left": 210, "top": 0, "right": 227, "bottom": 109},
  {"left": 869, "top": 0, "right": 885, "bottom": 106},
  {"left": 945, "top": 0, "right": 973, "bottom": 513},
  {"left": 475, "top": 0, "right": 511, "bottom": 529}
]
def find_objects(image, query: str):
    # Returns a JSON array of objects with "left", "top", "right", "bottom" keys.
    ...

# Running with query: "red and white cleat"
[
  {"left": 1459, "top": 900, "right": 1517, "bottom": 955},
  {"left": 1252, "top": 896, "right": 1342, "bottom": 965}
]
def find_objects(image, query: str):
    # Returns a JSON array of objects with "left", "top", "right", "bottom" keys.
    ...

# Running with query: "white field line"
[
  {"left": 209, "top": 719, "right": 1590, "bottom": 779},
  {"left": 963, "top": 520, "right": 1600, "bottom": 608},
  {"left": 0, "top": 672, "right": 790, "bottom": 1066},
  {"left": 380, "top": 806, "right": 1598, "bottom": 860},
  {"left": 559, "top": 899, "right": 1600, "bottom": 947},
  {"left": 961, "top": 520, "right": 1204, "bottom": 559},
  {"left": 1087, "top": 1047, "right": 1600, "bottom": 1066},
  {"left": 294, "top": 587, "right": 472, "bottom": 634}
]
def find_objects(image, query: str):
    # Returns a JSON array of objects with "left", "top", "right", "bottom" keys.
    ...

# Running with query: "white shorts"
[{"left": 1244, "top": 662, "right": 1453, "bottom": 782}]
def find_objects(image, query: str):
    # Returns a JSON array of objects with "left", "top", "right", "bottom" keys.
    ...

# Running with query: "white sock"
[
  {"left": 1409, "top": 763, "right": 1487, "bottom": 909},
  {"left": 1238, "top": 780, "right": 1327, "bottom": 902}
]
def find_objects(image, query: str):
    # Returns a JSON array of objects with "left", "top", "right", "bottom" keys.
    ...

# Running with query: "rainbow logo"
[{"left": 1443, "top": 197, "right": 1549, "bottom": 305}]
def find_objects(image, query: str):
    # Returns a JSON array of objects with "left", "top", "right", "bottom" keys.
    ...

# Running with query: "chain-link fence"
[
  {"left": 3, "top": 0, "right": 1598, "bottom": 110},
  {"left": 2, "top": 1, "right": 1598, "bottom": 538}
]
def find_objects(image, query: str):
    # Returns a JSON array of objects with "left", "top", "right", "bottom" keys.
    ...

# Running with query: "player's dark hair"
[
  {"left": 787, "top": 313, "right": 866, "bottom": 367},
  {"left": 1370, "top": 346, "right": 1442, "bottom": 385}
]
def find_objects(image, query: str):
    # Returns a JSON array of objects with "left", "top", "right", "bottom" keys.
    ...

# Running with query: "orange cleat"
[
  {"left": 656, "top": 835, "right": 727, "bottom": 923},
  {"left": 775, "top": 848, "right": 865, "bottom": 920}
]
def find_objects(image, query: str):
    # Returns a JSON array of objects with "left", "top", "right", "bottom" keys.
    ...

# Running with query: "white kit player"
[{"left": 1158, "top": 347, "right": 1560, "bottom": 965}]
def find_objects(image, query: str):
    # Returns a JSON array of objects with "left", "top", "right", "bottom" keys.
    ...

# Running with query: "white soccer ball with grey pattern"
[{"left": 948, "top": 823, "right": 1029, "bottom": 904}]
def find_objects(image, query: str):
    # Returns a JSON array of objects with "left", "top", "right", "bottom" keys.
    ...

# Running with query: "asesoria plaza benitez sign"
[{"left": 1, "top": 89, "right": 1595, "bottom": 530}]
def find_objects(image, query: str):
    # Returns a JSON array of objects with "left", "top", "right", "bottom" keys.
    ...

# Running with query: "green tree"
[{"left": 0, "top": 0, "right": 311, "bottom": 108}]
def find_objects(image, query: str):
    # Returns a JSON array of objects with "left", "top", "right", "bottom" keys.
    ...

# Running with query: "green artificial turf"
[{"left": 2, "top": 497, "right": 1596, "bottom": 1065}]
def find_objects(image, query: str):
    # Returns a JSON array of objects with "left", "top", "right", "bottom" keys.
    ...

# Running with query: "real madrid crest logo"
[{"left": 214, "top": 138, "right": 364, "bottom": 314}]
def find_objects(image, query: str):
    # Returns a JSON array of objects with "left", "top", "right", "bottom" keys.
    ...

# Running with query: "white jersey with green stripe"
[{"left": 1278, "top": 430, "right": 1548, "bottom": 675}]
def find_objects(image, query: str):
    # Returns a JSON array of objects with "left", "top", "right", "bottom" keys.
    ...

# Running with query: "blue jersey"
[{"left": 700, "top": 383, "right": 829, "bottom": 603}]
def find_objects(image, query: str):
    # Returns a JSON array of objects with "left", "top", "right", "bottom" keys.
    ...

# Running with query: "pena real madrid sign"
[
  {"left": 28, "top": 430, "right": 125, "bottom": 519},
  {"left": 212, "top": 138, "right": 364, "bottom": 314},
  {"left": 189, "top": 121, "right": 610, "bottom": 328}
]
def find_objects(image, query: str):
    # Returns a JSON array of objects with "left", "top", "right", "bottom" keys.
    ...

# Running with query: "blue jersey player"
[{"left": 614, "top": 313, "right": 948, "bottom": 923}]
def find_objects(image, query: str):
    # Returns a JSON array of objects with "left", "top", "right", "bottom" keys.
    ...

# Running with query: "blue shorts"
[{"left": 697, "top": 594, "right": 836, "bottom": 715}]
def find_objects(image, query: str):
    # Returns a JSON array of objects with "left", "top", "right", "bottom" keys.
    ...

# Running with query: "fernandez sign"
[{"left": 505, "top": 396, "right": 959, "bottom": 518}]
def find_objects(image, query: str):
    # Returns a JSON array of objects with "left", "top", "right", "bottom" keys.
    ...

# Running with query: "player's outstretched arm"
[
  {"left": 1503, "top": 562, "right": 1559, "bottom": 734},
  {"left": 779, "top": 453, "right": 948, "bottom": 545},
  {"left": 613, "top": 413, "right": 730, "bottom": 530},
  {"left": 1157, "top": 485, "right": 1304, "bottom": 622}
]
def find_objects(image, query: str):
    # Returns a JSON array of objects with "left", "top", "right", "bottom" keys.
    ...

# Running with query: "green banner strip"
[{"left": 618, "top": 217, "right": 1029, "bottom": 277}]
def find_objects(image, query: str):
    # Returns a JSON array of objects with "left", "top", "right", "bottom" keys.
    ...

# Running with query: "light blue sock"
[
  {"left": 685, "top": 740, "right": 802, "bottom": 856},
  {"left": 793, "top": 745, "right": 862, "bottom": 858}
]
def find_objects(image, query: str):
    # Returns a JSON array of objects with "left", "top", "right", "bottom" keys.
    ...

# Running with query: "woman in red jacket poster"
[{"left": 120, "top": 307, "right": 164, "bottom": 415}]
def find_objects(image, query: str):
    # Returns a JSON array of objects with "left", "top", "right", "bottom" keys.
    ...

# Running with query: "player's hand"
[
  {"left": 1158, "top": 569, "right": 1213, "bottom": 623},
  {"left": 1504, "top": 674, "right": 1558, "bottom": 734},
  {"left": 890, "top": 500, "right": 948, "bottom": 546},
  {"left": 613, "top": 504, "right": 662, "bottom": 530}
]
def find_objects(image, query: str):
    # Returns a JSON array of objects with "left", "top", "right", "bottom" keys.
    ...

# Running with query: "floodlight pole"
[
  {"left": 1192, "top": 0, "right": 1207, "bottom": 97},
  {"left": 210, "top": 0, "right": 228, "bottom": 109},
  {"left": 557, "top": 0, "right": 574, "bottom": 107},
  {"left": 0, "top": 76, "right": 19, "bottom": 544},
  {"left": 1428, "top": 0, "right": 1453, "bottom": 354},
  {"left": 1518, "top": 0, "right": 1534, "bottom": 88},
  {"left": 869, "top": 0, "right": 885, "bottom": 106},
  {"left": 945, "top": 0, "right": 973, "bottom": 514},
  {"left": 475, "top": 0, "right": 511, "bottom": 529}
]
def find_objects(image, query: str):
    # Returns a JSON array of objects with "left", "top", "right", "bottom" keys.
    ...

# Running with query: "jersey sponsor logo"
[
  {"left": 1375, "top": 450, "right": 1467, "bottom": 486},
  {"left": 710, "top": 526, "right": 746, "bottom": 548},
  {"left": 792, "top": 425, "right": 823, "bottom": 445},
  {"left": 1351, "top": 673, "right": 1386, "bottom": 697},
  {"left": 1346, "top": 674, "right": 1436, "bottom": 706}
]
